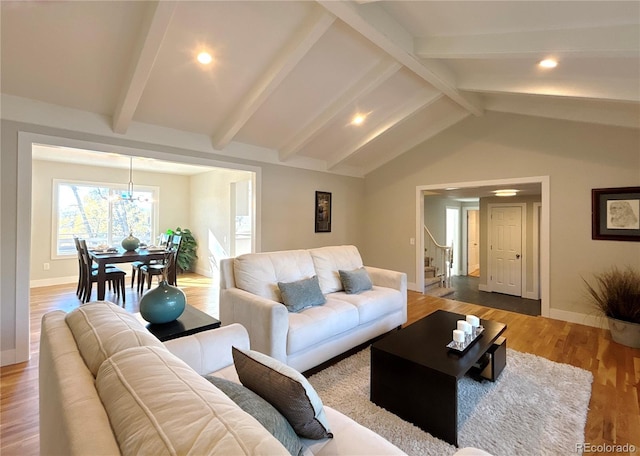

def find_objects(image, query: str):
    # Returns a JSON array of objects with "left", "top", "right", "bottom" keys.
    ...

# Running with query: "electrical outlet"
[
  {"left": 43, "top": 262, "right": 50, "bottom": 270},
  {"left": 410, "top": 238, "right": 415, "bottom": 245}
]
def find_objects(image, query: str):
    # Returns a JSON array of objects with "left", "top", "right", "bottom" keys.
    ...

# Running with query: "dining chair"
[
  {"left": 138, "top": 246, "right": 179, "bottom": 292},
  {"left": 74, "top": 237, "right": 105, "bottom": 299},
  {"left": 78, "top": 239, "right": 127, "bottom": 304},
  {"left": 131, "top": 232, "right": 170, "bottom": 288},
  {"left": 169, "top": 234, "right": 183, "bottom": 283},
  {"left": 75, "top": 237, "right": 121, "bottom": 297},
  {"left": 168, "top": 233, "right": 182, "bottom": 251},
  {"left": 73, "top": 237, "right": 85, "bottom": 298}
]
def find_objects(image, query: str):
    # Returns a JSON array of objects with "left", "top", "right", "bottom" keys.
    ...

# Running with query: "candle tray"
[{"left": 446, "top": 326, "right": 484, "bottom": 354}]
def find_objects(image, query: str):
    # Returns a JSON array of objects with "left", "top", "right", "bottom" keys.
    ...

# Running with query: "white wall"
[
  {"left": 424, "top": 196, "right": 450, "bottom": 246},
  {"left": 190, "top": 168, "right": 254, "bottom": 276},
  {"left": 423, "top": 196, "right": 460, "bottom": 275},
  {"left": 1, "top": 123, "right": 20, "bottom": 362},
  {"left": 260, "top": 163, "right": 365, "bottom": 251},
  {"left": 362, "top": 111, "right": 640, "bottom": 319}
]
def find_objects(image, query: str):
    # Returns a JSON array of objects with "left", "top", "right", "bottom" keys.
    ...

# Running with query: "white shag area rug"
[{"left": 308, "top": 348, "right": 593, "bottom": 456}]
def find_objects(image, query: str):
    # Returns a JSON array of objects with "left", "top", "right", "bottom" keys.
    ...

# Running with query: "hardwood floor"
[{"left": 1, "top": 278, "right": 639, "bottom": 455}]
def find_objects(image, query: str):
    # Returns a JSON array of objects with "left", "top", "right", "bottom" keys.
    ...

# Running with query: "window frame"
[{"left": 52, "top": 178, "right": 159, "bottom": 259}]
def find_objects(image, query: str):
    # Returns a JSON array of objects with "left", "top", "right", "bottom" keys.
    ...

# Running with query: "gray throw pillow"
[
  {"left": 232, "top": 347, "right": 333, "bottom": 440},
  {"left": 339, "top": 267, "right": 373, "bottom": 294},
  {"left": 205, "top": 376, "right": 303, "bottom": 456},
  {"left": 277, "top": 275, "right": 326, "bottom": 312}
]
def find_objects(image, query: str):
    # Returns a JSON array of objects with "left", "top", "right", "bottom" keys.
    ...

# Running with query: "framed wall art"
[
  {"left": 315, "top": 191, "right": 332, "bottom": 233},
  {"left": 592, "top": 186, "right": 640, "bottom": 241}
]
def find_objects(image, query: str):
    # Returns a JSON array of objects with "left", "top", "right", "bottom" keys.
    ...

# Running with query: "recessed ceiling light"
[
  {"left": 351, "top": 114, "right": 366, "bottom": 126},
  {"left": 197, "top": 51, "right": 213, "bottom": 65},
  {"left": 539, "top": 59, "right": 557, "bottom": 69},
  {"left": 493, "top": 189, "right": 519, "bottom": 197}
]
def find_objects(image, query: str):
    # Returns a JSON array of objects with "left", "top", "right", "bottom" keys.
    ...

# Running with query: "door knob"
[{"left": 516, "top": 254, "right": 521, "bottom": 259}]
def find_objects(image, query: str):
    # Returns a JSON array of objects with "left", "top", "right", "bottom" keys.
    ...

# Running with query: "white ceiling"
[
  {"left": 424, "top": 182, "right": 542, "bottom": 201},
  {"left": 2, "top": 1, "right": 639, "bottom": 178}
]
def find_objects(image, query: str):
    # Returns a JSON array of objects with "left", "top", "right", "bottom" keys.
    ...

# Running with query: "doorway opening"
[
  {"left": 11, "top": 131, "right": 261, "bottom": 365},
  {"left": 465, "top": 207, "right": 480, "bottom": 277},
  {"left": 231, "top": 179, "right": 253, "bottom": 257},
  {"left": 445, "top": 207, "right": 460, "bottom": 276},
  {"left": 31, "top": 143, "right": 257, "bottom": 287},
  {"left": 416, "top": 177, "right": 548, "bottom": 317}
]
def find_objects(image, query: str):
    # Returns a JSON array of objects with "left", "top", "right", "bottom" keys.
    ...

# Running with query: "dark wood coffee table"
[
  {"left": 139, "top": 305, "right": 221, "bottom": 342},
  {"left": 370, "top": 310, "right": 507, "bottom": 446}
]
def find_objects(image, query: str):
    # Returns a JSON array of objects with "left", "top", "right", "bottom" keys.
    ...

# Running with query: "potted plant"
[
  {"left": 583, "top": 266, "right": 640, "bottom": 348},
  {"left": 166, "top": 227, "right": 198, "bottom": 273}
]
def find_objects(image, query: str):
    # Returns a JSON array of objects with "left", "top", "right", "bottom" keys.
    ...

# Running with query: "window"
[{"left": 54, "top": 179, "right": 158, "bottom": 257}]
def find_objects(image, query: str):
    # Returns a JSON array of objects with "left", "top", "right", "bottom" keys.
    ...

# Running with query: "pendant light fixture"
[
  {"left": 115, "top": 156, "right": 151, "bottom": 203},
  {"left": 117, "top": 156, "right": 151, "bottom": 202},
  {"left": 118, "top": 156, "right": 137, "bottom": 201}
]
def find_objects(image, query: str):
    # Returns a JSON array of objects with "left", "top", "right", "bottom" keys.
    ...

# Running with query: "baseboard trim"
[
  {"left": 0, "top": 348, "right": 31, "bottom": 367},
  {"left": 2, "top": 349, "right": 16, "bottom": 367},
  {"left": 194, "top": 266, "right": 213, "bottom": 278},
  {"left": 548, "top": 309, "right": 608, "bottom": 329},
  {"left": 412, "top": 279, "right": 604, "bottom": 329},
  {"left": 30, "top": 276, "right": 77, "bottom": 288}
]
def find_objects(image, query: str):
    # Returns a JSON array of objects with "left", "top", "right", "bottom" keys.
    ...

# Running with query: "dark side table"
[{"left": 138, "top": 305, "right": 221, "bottom": 342}]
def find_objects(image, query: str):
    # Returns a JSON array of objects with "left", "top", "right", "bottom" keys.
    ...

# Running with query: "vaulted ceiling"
[{"left": 2, "top": 1, "right": 639, "bottom": 177}]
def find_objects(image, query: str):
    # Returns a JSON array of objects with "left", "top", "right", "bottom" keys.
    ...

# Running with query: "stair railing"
[{"left": 424, "top": 225, "right": 453, "bottom": 289}]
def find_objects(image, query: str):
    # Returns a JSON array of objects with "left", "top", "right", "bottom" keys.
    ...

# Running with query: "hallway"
[{"left": 450, "top": 275, "right": 541, "bottom": 316}]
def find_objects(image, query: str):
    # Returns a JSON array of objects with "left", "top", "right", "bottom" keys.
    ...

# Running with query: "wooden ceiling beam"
[
  {"left": 361, "top": 110, "right": 471, "bottom": 175},
  {"left": 211, "top": 9, "right": 335, "bottom": 150},
  {"left": 112, "top": 1, "right": 176, "bottom": 135},
  {"left": 485, "top": 95, "right": 640, "bottom": 130},
  {"left": 457, "top": 76, "right": 640, "bottom": 103},
  {"left": 414, "top": 25, "right": 640, "bottom": 59},
  {"left": 318, "top": 1, "right": 484, "bottom": 117},
  {"left": 327, "top": 92, "right": 442, "bottom": 170},
  {"left": 278, "top": 58, "right": 401, "bottom": 162}
]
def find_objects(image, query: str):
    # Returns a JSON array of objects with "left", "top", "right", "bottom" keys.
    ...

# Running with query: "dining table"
[{"left": 89, "top": 247, "right": 168, "bottom": 301}]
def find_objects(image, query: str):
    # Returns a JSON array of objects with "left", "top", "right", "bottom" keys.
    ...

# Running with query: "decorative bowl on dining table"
[{"left": 143, "top": 245, "right": 167, "bottom": 252}]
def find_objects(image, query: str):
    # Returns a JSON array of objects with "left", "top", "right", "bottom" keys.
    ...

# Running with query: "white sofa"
[
  {"left": 39, "top": 301, "right": 407, "bottom": 456},
  {"left": 220, "top": 245, "right": 407, "bottom": 372}
]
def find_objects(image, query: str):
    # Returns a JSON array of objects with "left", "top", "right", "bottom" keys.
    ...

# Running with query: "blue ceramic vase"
[
  {"left": 121, "top": 233, "right": 140, "bottom": 251},
  {"left": 140, "top": 280, "right": 186, "bottom": 324}
]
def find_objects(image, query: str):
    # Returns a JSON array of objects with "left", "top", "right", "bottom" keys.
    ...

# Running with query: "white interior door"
[
  {"left": 467, "top": 210, "right": 480, "bottom": 273},
  {"left": 446, "top": 207, "right": 460, "bottom": 276},
  {"left": 231, "top": 179, "right": 253, "bottom": 257},
  {"left": 490, "top": 206, "right": 523, "bottom": 296}
]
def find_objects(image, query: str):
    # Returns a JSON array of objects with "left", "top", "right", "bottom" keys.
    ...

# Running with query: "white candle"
[
  {"left": 453, "top": 329, "right": 465, "bottom": 343},
  {"left": 466, "top": 315, "right": 480, "bottom": 328},
  {"left": 457, "top": 320, "right": 472, "bottom": 335}
]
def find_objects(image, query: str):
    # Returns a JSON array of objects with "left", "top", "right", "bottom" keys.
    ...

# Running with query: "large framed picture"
[
  {"left": 315, "top": 191, "right": 332, "bottom": 233},
  {"left": 592, "top": 186, "right": 640, "bottom": 241}
]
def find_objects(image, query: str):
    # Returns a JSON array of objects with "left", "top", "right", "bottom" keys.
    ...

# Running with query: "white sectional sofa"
[
  {"left": 40, "top": 301, "right": 492, "bottom": 456},
  {"left": 39, "top": 301, "right": 407, "bottom": 455},
  {"left": 220, "top": 245, "right": 407, "bottom": 372}
]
